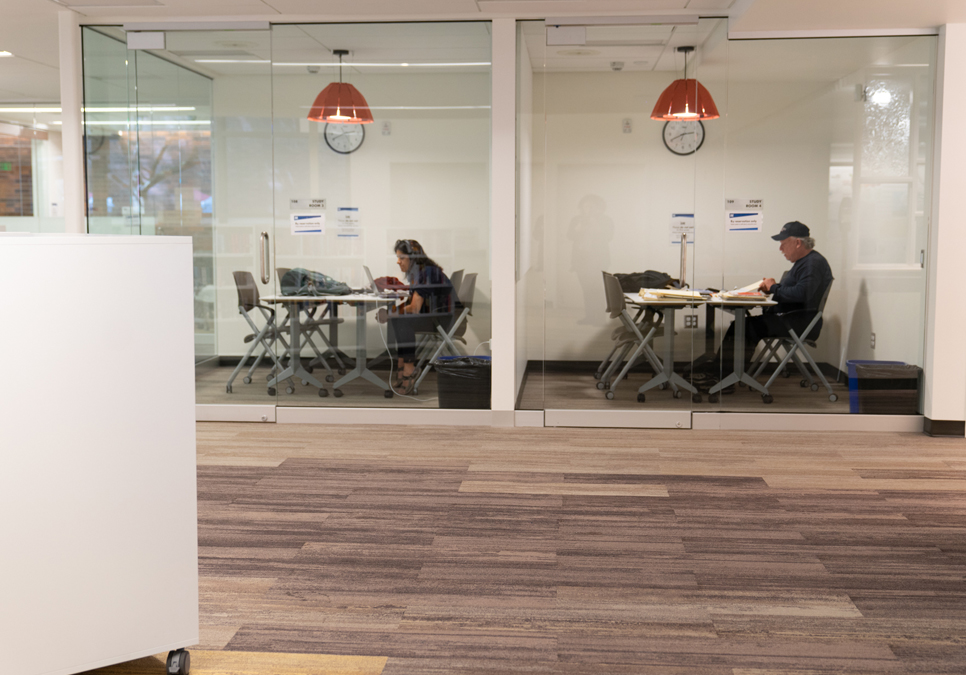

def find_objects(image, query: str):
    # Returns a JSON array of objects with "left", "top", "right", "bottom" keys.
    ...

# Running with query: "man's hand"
[{"left": 759, "top": 278, "right": 776, "bottom": 293}]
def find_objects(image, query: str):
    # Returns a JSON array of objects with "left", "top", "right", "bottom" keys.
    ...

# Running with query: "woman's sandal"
[{"left": 399, "top": 367, "right": 422, "bottom": 395}]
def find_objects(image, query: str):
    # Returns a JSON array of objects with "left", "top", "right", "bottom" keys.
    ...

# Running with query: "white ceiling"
[{"left": 0, "top": 0, "right": 959, "bottom": 119}]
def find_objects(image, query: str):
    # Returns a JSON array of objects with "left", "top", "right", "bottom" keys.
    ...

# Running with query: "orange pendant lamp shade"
[
  {"left": 307, "top": 82, "right": 373, "bottom": 124},
  {"left": 650, "top": 78, "right": 719, "bottom": 120},
  {"left": 307, "top": 49, "right": 373, "bottom": 125},
  {"left": 650, "top": 46, "right": 719, "bottom": 121}
]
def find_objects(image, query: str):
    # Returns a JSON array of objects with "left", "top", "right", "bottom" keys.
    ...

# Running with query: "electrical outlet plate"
[{"left": 871, "top": 332, "right": 876, "bottom": 349}]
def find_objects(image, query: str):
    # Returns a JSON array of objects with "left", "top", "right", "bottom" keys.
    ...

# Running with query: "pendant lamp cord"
[{"left": 339, "top": 53, "right": 343, "bottom": 84}]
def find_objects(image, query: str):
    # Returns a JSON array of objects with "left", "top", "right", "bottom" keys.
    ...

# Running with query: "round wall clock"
[
  {"left": 662, "top": 120, "right": 705, "bottom": 156},
  {"left": 324, "top": 123, "right": 365, "bottom": 154}
]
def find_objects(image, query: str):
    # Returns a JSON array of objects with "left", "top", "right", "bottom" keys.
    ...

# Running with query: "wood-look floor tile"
[{"left": 81, "top": 650, "right": 387, "bottom": 674}]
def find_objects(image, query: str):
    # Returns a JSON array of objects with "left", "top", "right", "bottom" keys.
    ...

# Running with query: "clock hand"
[{"left": 670, "top": 132, "right": 695, "bottom": 142}]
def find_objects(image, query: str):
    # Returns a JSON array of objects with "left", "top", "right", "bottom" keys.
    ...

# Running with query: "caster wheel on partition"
[
  {"left": 333, "top": 389, "right": 344, "bottom": 398},
  {"left": 673, "top": 390, "right": 682, "bottom": 399},
  {"left": 605, "top": 391, "right": 615, "bottom": 400},
  {"left": 692, "top": 394, "right": 702, "bottom": 403},
  {"left": 800, "top": 379, "right": 809, "bottom": 388},
  {"left": 326, "top": 374, "right": 335, "bottom": 383},
  {"left": 637, "top": 393, "right": 646, "bottom": 403},
  {"left": 319, "top": 388, "right": 328, "bottom": 397},
  {"left": 267, "top": 387, "right": 276, "bottom": 397},
  {"left": 811, "top": 383, "right": 819, "bottom": 392},
  {"left": 243, "top": 376, "right": 251, "bottom": 384},
  {"left": 708, "top": 393, "right": 719, "bottom": 404},
  {"left": 829, "top": 393, "right": 838, "bottom": 402},
  {"left": 167, "top": 649, "right": 190, "bottom": 675},
  {"left": 384, "top": 390, "right": 393, "bottom": 398},
  {"left": 762, "top": 394, "right": 774, "bottom": 404},
  {"left": 596, "top": 381, "right": 606, "bottom": 390}
]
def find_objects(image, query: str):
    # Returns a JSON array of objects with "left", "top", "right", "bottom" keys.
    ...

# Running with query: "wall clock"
[
  {"left": 662, "top": 120, "right": 705, "bottom": 156},
  {"left": 324, "top": 123, "right": 365, "bottom": 154}
]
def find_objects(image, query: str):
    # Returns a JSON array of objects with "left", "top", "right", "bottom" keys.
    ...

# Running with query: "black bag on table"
[
  {"left": 614, "top": 270, "right": 679, "bottom": 294},
  {"left": 280, "top": 267, "right": 352, "bottom": 296}
]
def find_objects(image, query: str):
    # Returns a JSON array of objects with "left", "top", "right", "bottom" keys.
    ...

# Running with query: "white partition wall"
[{"left": 0, "top": 235, "right": 198, "bottom": 675}]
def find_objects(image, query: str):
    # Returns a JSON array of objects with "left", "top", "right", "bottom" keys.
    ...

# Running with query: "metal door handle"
[{"left": 260, "top": 231, "right": 270, "bottom": 284}]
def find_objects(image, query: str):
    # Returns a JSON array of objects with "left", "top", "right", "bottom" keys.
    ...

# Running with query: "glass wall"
[
  {"left": 518, "top": 20, "right": 935, "bottom": 416},
  {"left": 83, "top": 22, "right": 492, "bottom": 409},
  {"left": 0, "top": 104, "right": 64, "bottom": 234}
]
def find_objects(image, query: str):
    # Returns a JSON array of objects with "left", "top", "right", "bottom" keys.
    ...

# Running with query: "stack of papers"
[
  {"left": 715, "top": 280, "right": 769, "bottom": 300},
  {"left": 639, "top": 288, "right": 709, "bottom": 301}
]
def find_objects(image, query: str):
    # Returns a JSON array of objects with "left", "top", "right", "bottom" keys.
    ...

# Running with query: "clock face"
[
  {"left": 662, "top": 120, "right": 705, "bottom": 156},
  {"left": 324, "top": 123, "right": 365, "bottom": 154}
]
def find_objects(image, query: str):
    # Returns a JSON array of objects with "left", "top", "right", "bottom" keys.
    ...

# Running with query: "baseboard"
[
  {"left": 923, "top": 417, "right": 965, "bottom": 437},
  {"left": 693, "top": 413, "right": 923, "bottom": 432}
]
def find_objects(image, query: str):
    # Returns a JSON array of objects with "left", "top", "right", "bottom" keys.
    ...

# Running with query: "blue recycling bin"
[{"left": 847, "top": 360, "right": 903, "bottom": 413}]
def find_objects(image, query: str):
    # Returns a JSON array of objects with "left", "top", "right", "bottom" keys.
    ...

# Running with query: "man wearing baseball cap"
[{"left": 699, "top": 220, "right": 833, "bottom": 391}]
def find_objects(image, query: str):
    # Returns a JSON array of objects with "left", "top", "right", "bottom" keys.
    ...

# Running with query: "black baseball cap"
[{"left": 772, "top": 221, "right": 810, "bottom": 241}]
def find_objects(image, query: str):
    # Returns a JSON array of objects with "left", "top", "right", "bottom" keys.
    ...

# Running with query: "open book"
[
  {"left": 716, "top": 280, "right": 768, "bottom": 300},
  {"left": 639, "top": 288, "right": 710, "bottom": 301}
]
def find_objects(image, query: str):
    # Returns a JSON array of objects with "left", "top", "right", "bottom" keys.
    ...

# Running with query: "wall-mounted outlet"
[
  {"left": 684, "top": 315, "right": 697, "bottom": 329},
  {"left": 871, "top": 332, "right": 876, "bottom": 350}
]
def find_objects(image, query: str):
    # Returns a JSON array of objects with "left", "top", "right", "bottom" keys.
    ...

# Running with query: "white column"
[
  {"left": 58, "top": 11, "right": 86, "bottom": 234},
  {"left": 923, "top": 24, "right": 966, "bottom": 433},
  {"left": 490, "top": 18, "right": 517, "bottom": 424}
]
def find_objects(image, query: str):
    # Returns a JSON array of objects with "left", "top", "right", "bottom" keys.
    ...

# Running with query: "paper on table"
[{"left": 639, "top": 288, "right": 708, "bottom": 300}]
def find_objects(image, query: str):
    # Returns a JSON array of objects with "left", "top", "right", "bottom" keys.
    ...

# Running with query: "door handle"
[{"left": 260, "top": 231, "right": 270, "bottom": 284}]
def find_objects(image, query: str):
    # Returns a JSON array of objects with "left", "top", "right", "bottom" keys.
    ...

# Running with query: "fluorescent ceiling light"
[
  {"left": 0, "top": 51, "right": 13, "bottom": 58},
  {"left": 193, "top": 59, "right": 270, "bottom": 64},
  {"left": 0, "top": 107, "right": 61, "bottom": 113},
  {"left": 274, "top": 62, "right": 491, "bottom": 68},
  {"left": 0, "top": 106, "right": 196, "bottom": 113},
  {"left": 54, "top": 120, "right": 211, "bottom": 126}
]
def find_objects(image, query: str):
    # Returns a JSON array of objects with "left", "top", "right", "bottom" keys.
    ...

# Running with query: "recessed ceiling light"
[
  {"left": 0, "top": 52, "right": 13, "bottom": 58},
  {"left": 557, "top": 49, "right": 602, "bottom": 57}
]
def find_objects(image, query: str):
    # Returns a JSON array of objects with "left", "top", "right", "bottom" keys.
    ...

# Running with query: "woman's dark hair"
[{"left": 394, "top": 239, "right": 442, "bottom": 277}]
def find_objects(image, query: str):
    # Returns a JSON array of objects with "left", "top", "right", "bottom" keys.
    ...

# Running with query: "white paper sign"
[
  {"left": 289, "top": 198, "right": 326, "bottom": 210},
  {"left": 725, "top": 198, "right": 763, "bottom": 232},
  {"left": 670, "top": 213, "right": 695, "bottom": 244},
  {"left": 290, "top": 212, "right": 324, "bottom": 235},
  {"left": 336, "top": 206, "right": 361, "bottom": 238}
]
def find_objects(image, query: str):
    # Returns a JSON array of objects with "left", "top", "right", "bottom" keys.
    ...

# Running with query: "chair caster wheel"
[
  {"left": 267, "top": 387, "right": 276, "bottom": 396},
  {"left": 384, "top": 390, "right": 393, "bottom": 398},
  {"left": 708, "top": 393, "right": 719, "bottom": 404},
  {"left": 338, "top": 368, "right": 346, "bottom": 375},
  {"left": 603, "top": 381, "right": 611, "bottom": 389},
  {"left": 637, "top": 393, "right": 646, "bottom": 403},
  {"left": 243, "top": 376, "right": 252, "bottom": 384},
  {"left": 811, "top": 383, "right": 819, "bottom": 392},
  {"left": 673, "top": 390, "right": 682, "bottom": 399},
  {"left": 306, "top": 366, "right": 313, "bottom": 374},
  {"left": 781, "top": 369, "right": 790, "bottom": 378},
  {"left": 800, "top": 379, "right": 809, "bottom": 388},
  {"left": 692, "top": 394, "right": 702, "bottom": 403},
  {"left": 596, "top": 381, "right": 605, "bottom": 390},
  {"left": 286, "top": 386, "right": 295, "bottom": 395},
  {"left": 226, "top": 385, "right": 232, "bottom": 393},
  {"left": 333, "top": 389, "right": 344, "bottom": 397},
  {"left": 301, "top": 380, "right": 308, "bottom": 386},
  {"left": 762, "top": 394, "right": 774, "bottom": 404},
  {"left": 594, "top": 371, "right": 602, "bottom": 380},
  {"left": 319, "top": 389, "right": 328, "bottom": 397},
  {"left": 738, "top": 382, "right": 746, "bottom": 387},
  {"left": 166, "top": 649, "right": 190, "bottom": 675},
  {"left": 829, "top": 393, "right": 838, "bottom": 402},
  {"left": 659, "top": 382, "right": 668, "bottom": 391},
  {"left": 326, "top": 375, "right": 335, "bottom": 383},
  {"left": 605, "top": 391, "right": 615, "bottom": 400}
]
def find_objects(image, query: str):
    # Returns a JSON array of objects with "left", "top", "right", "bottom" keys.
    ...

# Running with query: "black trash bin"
[
  {"left": 854, "top": 363, "right": 922, "bottom": 415},
  {"left": 434, "top": 356, "right": 491, "bottom": 409}
]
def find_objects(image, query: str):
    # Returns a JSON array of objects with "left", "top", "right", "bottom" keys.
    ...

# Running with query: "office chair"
[
  {"left": 599, "top": 272, "right": 666, "bottom": 401},
  {"left": 411, "top": 272, "right": 477, "bottom": 395},
  {"left": 757, "top": 280, "right": 837, "bottom": 402},
  {"left": 274, "top": 267, "right": 346, "bottom": 382},
  {"left": 226, "top": 270, "right": 291, "bottom": 394},
  {"left": 449, "top": 269, "right": 464, "bottom": 300},
  {"left": 594, "top": 272, "right": 664, "bottom": 388}
]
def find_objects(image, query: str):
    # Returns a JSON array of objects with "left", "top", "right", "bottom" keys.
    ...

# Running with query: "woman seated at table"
[{"left": 388, "top": 239, "right": 460, "bottom": 394}]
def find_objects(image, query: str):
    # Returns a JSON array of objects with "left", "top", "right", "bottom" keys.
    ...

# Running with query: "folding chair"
[
  {"left": 411, "top": 272, "right": 477, "bottom": 394},
  {"left": 747, "top": 271, "right": 807, "bottom": 383},
  {"left": 226, "top": 271, "right": 291, "bottom": 394},
  {"left": 275, "top": 267, "right": 346, "bottom": 382},
  {"left": 595, "top": 271, "right": 663, "bottom": 386},
  {"left": 449, "top": 269, "right": 464, "bottom": 300},
  {"left": 758, "top": 280, "right": 838, "bottom": 402},
  {"left": 599, "top": 272, "right": 666, "bottom": 401}
]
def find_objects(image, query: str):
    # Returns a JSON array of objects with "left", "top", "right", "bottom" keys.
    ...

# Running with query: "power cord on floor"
[
  {"left": 473, "top": 340, "right": 491, "bottom": 356},
  {"left": 378, "top": 320, "right": 439, "bottom": 403}
]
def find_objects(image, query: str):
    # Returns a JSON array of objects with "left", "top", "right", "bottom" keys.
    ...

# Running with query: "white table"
[
  {"left": 626, "top": 293, "right": 704, "bottom": 400},
  {"left": 706, "top": 297, "right": 777, "bottom": 401},
  {"left": 263, "top": 293, "right": 400, "bottom": 398}
]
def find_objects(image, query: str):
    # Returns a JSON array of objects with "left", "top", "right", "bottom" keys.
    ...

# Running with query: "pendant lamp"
[
  {"left": 307, "top": 49, "right": 373, "bottom": 124},
  {"left": 650, "top": 46, "right": 719, "bottom": 121}
]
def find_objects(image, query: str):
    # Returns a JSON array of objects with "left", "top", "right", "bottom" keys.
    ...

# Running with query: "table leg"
[
  {"left": 268, "top": 304, "right": 327, "bottom": 394},
  {"left": 708, "top": 307, "right": 768, "bottom": 395},
  {"left": 332, "top": 302, "right": 390, "bottom": 393},
  {"left": 638, "top": 307, "right": 697, "bottom": 396}
]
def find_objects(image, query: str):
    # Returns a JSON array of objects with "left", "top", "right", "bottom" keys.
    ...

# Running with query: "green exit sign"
[{"left": 0, "top": 162, "right": 11, "bottom": 171}]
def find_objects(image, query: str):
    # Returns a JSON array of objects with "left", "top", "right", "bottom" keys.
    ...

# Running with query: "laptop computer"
[{"left": 364, "top": 265, "right": 403, "bottom": 298}]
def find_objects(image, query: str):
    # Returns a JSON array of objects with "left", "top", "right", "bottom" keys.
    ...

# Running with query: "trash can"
[
  {"left": 434, "top": 356, "right": 491, "bottom": 409},
  {"left": 847, "top": 360, "right": 903, "bottom": 413},
  {"left": 854, "top": 363, "right": 922, "bottom": 415}
]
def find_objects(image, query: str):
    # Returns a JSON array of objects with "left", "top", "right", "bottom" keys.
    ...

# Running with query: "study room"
[
  {"left": 81, "top": 22, "right": 494, "bottom": 412},
  {"left": 515, "top": 18, "right": 934, "bottom": 421}
]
